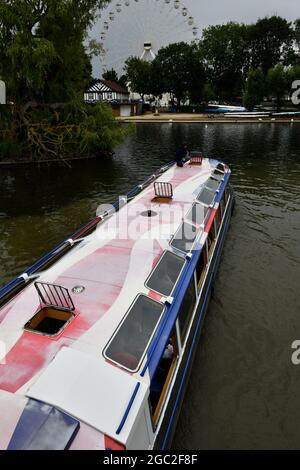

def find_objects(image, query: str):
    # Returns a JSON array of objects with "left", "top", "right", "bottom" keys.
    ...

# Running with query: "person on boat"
[{"left": 175, "top": 143, "right": 189, "bottom": 167}]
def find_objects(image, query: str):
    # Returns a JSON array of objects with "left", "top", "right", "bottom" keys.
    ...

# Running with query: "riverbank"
[{"left": 117, "top": 112, "right": 300, "bottom": 124}]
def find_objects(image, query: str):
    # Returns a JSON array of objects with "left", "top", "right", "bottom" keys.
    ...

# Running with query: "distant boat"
[
  {"left": 224, "top": 111, "right": 300, "bottom": 118},
  {"left": 205, "top": 104, "right": 247, "bottom": 114}
]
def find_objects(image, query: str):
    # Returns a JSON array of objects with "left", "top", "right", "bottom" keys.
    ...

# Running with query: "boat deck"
[{"left": 0, "top": 158, "right": 228, "bottom": 449}]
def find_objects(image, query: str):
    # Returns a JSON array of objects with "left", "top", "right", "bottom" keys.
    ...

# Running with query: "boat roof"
[{"left": 0, "top": 158, "right": 230, "bottom": 447}]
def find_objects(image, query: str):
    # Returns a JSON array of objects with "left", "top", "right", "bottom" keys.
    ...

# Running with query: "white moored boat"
[{"left": 0, "top": 153, "right": 234, "bottom": 450}]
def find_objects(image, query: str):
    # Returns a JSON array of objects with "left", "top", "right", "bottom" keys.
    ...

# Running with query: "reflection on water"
[{"left": 1, "top": 123, "right": 300, "bottom": 449}]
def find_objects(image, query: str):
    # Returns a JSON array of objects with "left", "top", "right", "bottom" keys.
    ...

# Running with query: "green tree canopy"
[
  {"left": 294, "top": 19, "right": 300, "bottom": 63},
  {"left": 249, "top": 16, "right": 293, "bottom": 74},
  {"left": 124, "top": 57, "right": 153, "bottom": 99},
  {"left": 102, "top": 68, "right": 119, "bottom": 82},
  {"left": 243, "top": 68, "right": 267, "bottom": 110},
  {"left": 153, "top": 42, "right": 205, "bottom": 109},
  {"left": 0, "top": 0, "right": 108, "bottom": 105},
  {"left": 200, "top": 22, "right": 250, "bottom": 100},
  {"left": 267, "top": 64, "right": 289, "bottom": 111},
  {"left": 0, "top": 1, "right": 132, "bottom": 162}
]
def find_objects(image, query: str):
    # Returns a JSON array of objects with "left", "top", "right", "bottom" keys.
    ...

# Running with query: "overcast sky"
[
  {"left": 183, "top": 0, "right": 299, "bottom": 30},
  {"left": 92, "top": 1, "right": 299, "bottom": 77}
]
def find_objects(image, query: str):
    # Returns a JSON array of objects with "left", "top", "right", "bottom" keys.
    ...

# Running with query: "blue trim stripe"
[
  {"left": 116, "top": 382, "right": 141, "bottom": 435},
  {"left": 142, "top": 172, "right": 232, "bottom": 379},
  {"left": 161, "top": 195, "right": 233, "bottom": 449}
]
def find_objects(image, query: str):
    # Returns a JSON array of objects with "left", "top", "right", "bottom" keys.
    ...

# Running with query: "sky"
[
  {"left": 92, "top": 0, "right": 300, "bottom": 77},
  {"left": 183, "top": 0, "right": 299, "bottom": 29}
]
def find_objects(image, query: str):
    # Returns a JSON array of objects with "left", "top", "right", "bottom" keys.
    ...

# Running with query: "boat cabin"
[{"left": 0, "top": 157, "right": 233, "bottom": 450}]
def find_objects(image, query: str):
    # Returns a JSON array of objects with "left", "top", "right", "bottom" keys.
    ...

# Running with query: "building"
[
  {"left": 84, "top": 79, "right": 133, "bottom": 117},
  {"left": 84, "top": 79, "right": 130, "bottom": 104}
]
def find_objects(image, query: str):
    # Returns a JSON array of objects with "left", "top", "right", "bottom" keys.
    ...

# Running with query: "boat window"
[
  {"left": 216, "top": 163, "right": 225, "bottom": 172},
  {"left": 186, "top": 203, "right": 208, "bottom": 227},
  {"left": 170, "top": 222, "right": 198, "bottom": 254},
  {"left": 178, "top": 277, "right": 197, "bottom": 342},
  {"left": 146, "top": 251, "right": 185, "bottom": 297},
  {"left": 205, "top": 178, "right": 221, "bottom": 192},
  {"left": 197, "top": 187, "right": 215, "bottom": 206},
  {"left": 196, "top": 248, "right": 207, "bottom": 291},
  {"left": 149, "top": 330, "right": 178, "bottom": 427},
  {"left": 215, "top": 206, "right": 222, "bottom": 234},
  {"left": 213, "top": 167, "right": 225, "bottom": 178},
  {"left": 212, "top": 172, "right": 224, "bottom": 181},
  {"left": 24, "top": 308, "right": 74, "bottom": 336},
  {"left": 220, "top": 193, "right": 226, "bottom": 216},
  {"left": 104, "top": 295, "right": 164, "bottom": 372},
  {"left": 207, "top": 222, "right": 217, "bottom": 255}
]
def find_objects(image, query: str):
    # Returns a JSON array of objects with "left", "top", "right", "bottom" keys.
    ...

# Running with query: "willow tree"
[{"left": 0, "top": 0, "right": 129, "bottom": 162}]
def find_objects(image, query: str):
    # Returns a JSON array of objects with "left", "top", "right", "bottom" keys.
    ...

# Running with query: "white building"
[{"left": 84, "top": 79, "right": 129, "bottom": 104}]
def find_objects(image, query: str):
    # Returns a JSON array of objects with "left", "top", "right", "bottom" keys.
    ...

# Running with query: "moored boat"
[
  {"left": 0, "top": 153, "right": 234, "bottom": 450},
  {"left": 205, "top": 103, "right": 247, "bottom": 113}
]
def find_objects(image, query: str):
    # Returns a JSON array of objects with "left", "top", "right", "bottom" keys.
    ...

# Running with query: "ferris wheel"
[{"left": 93, "top": 0, "right": 198, "bottom": 76}]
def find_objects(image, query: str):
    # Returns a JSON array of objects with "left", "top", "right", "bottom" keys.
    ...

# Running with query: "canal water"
[{"left": 1, "top": 123, "right": 300, "bottom": 449}]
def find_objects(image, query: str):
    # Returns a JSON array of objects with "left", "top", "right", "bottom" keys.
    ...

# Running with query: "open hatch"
[{"left": 25, "top": 282, "right": 75, "bottom": 336}]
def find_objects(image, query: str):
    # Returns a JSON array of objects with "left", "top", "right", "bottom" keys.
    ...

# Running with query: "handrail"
[
  {"left": 116, "top": 382, "right": 141, "bottom": 435},
  {"left": 0, "top": 161, "right": 175, "bottom": 306}
]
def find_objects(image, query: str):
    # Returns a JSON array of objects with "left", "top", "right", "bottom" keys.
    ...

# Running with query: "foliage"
[
  {"left": 267, "top": 65, "right": 289, "bottom": 111},
  {"left": 121, "top": 16, "right": 300, "bottom": 107},
  {"left": 124, "top": 57, "right": 153, "bottom": 98},
  {"left": 243, "top": 68, "right": 267, "bottom": 110},
  {"left": 0, "top": 101, "right": 131, "bottom": 162},
  {"left": 200, "top": 22, "right": 250, "bottom": 100},
  {"left": 152, "top": 42, "right": 205, "bottom": 108},
  {"left": 248, "top": 16, "right": 293, "bottom": 74},
  {"left": 294, "top": 19, "right": 300, "bottom": 63},
  {"left": 0, "top": 0, "right": 131, "bottom": 162},
  {"left": 102, "top": 68, "right": 119, "bottom": 82}
]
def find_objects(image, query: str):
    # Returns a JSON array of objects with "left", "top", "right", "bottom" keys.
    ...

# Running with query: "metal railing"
[{"left": 34, "top": 282, "right": 75, "bottom": 311}]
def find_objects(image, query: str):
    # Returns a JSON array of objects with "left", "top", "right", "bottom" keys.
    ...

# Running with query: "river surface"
[{"left": 1, "top": 123, "right": 300, "bottom": 449}]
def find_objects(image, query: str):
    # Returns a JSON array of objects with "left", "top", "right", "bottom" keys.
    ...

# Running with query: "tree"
[
  {"left": 243, "top": 68, "right": 266, "bottom": 110},
  {"left": 0, "top": 0, "right": 108, "bottom": 105},
  {"left": 153, "top": 42, "right": 205, "bottom": 109},
  {"left": 200, "top": 22, "right": 251, "bottom": 101},
  {"left": 102, "top": 68, "right": 119, "bottom": 82},
  {"left": 267, "top": 65, "right": 289, "bottom": 111},
  {"left": 294, "top": 19, "right": 300, "bottom": 63},
  {"left": 249, "top": 16, "right": 293, "bottom": 74},
  {"left": 124, "top": 57, "right": 153, "bottom": 100},
  {"left": 202, "top": 83, "right": 216, "bottom": 102},
  {"left": 0, "top": 1, "right": 131, "bottom": 162}
]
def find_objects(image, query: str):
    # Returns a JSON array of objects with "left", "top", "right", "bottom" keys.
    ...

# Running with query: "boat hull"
[{"left": 154, "top": 186, "right": 235, "bottom": 449}]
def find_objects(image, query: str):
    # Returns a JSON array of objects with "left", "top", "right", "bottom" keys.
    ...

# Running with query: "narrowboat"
[{"left": 0, "top": 153, "right": 234, "bottom": 450}]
